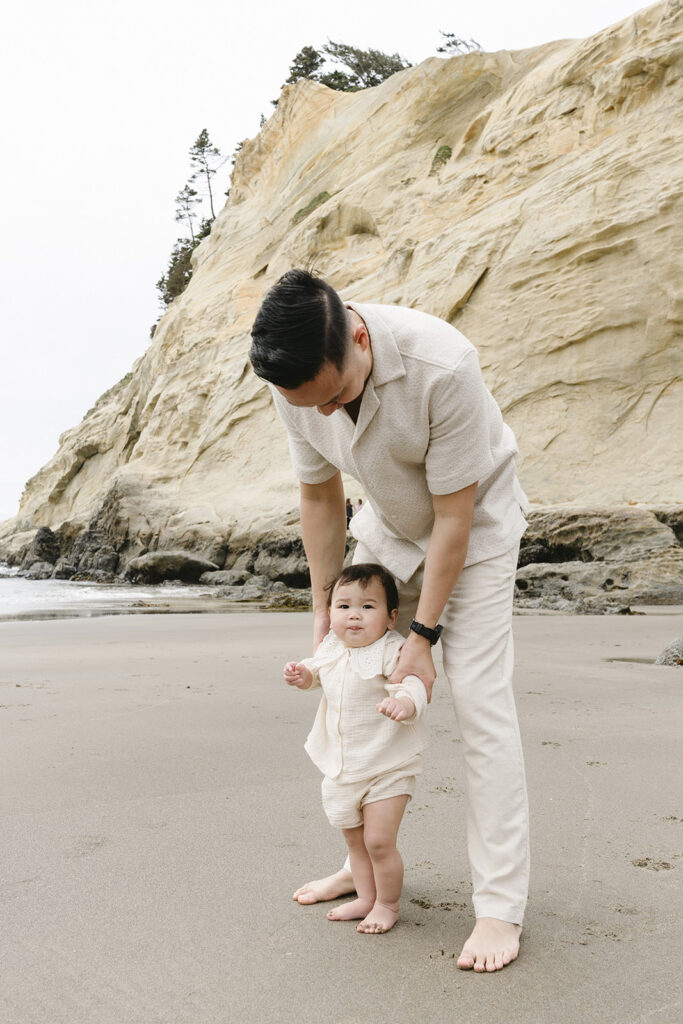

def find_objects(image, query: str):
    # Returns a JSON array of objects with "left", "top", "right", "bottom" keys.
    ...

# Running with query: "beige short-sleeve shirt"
[{"left": 271, "top": 302, "right": 528, "bottom": 581}]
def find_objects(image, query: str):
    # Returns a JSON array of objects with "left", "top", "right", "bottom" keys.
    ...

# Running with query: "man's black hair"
[
  {"left": 249, "top": 269, "right": 350, "bottom": 389},
  {"left": 326, "top": 562, "right": 399, "bottom": 613}
]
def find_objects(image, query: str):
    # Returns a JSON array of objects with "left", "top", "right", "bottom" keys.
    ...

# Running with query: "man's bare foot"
[
  {"left": 457, "top": 917, "right": 522, "bottom": 972},
  {"left": 292, "top": 868, "right": 355, "bottom": 905},
  {"left": 326, "top": 897, "right": 374, "bottom": 921},
  {"left": 357, "top": 901, "right": 399, "bottom": 934}
]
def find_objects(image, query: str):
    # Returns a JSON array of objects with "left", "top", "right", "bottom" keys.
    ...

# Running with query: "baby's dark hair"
[{"left": 326, "top": 563, "right": 399, "bottom": 612}]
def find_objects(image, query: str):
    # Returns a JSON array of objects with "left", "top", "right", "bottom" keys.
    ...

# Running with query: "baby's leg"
[
  {"left": 357, "top": 794, "right": 409, "bottom": 934},
  {"left": 326, "top": 825, "right": 376, "bottom": 921}
]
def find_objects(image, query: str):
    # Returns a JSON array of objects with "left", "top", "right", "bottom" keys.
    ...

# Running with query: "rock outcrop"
[
  {"left": 655, "top": 637, "right": 683, "bottom": 665},
  {"left": 124, "top": 551, "right": 220, "bottom": 584},
  {"left": 0, "top": 2, "right": 681, "bottom": 606},
  {"left": 20, "top": 527, "right": 59, "bottom": 570}
]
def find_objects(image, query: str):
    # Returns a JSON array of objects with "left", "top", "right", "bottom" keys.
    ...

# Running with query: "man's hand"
[
  {"left": 389, "top": 631, "right": 436, "bottom": 702},
  {"left": 313, "top": 612, "right": 330, "bottom": 653},
  {"left": 283, "top": 662, "right": 314, "bottom": 689},
  {"left": 376, "top": 695, "right": 416, "bottom": 721}
]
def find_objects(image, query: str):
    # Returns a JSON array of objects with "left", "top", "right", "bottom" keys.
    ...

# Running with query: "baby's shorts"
[{"left": 321, "top": 755, "right": 423, "bottom": 829}]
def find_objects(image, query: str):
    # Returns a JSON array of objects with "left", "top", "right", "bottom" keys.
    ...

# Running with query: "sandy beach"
[{"left": 2, "top": 609, "right": 682, "bottom": 1024}]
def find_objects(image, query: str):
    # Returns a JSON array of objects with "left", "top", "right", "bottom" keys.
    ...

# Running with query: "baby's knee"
[{"left": 363, "top": 829, "right": 396, "bottom": 860}]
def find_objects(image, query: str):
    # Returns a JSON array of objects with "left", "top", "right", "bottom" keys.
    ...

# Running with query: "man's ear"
[{"left": 352, "top": 320, "right": 370, "bottom": 351}]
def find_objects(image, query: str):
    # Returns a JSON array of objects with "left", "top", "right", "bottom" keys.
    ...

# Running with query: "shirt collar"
[
  {"left": 345, "top": 302, "right": 406, "bottom": 388},
  {"left": 312, "top": 628, "right": 393, "bottom": 679}
]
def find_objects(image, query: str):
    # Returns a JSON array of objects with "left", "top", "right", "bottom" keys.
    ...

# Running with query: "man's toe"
[{"left": 457, "top": 943, "right": 474, "bottom": 968}]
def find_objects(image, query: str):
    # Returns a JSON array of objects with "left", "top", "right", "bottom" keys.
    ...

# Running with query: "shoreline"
[
  {"left": 2, "top": 569, "right": 682, "bottom": 625},
  {"left": 0, "top": 567, "right": 312, "bottom": 623}
]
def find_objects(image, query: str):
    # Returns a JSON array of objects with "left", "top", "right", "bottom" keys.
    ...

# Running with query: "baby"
[{"left": 283, "top": 563, "right": 427, "bottom": 934}]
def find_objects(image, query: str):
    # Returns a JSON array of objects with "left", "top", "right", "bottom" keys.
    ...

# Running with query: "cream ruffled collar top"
[{"left": 311, "top": 629, "right": 399, "bottom": 679}]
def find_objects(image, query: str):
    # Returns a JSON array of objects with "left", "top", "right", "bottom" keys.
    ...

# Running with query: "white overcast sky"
[{"left": 0, "top": 0, "right": 649, "bottom": 521}]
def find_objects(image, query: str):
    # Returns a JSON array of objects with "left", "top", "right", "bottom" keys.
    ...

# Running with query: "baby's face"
[{"left": 329, "top": 577, "right": 398, "bottom": 648}]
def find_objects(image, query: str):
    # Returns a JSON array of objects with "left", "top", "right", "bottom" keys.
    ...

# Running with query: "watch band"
[{"left": 409, "top": 619, "right": 443, "bottom": 646}]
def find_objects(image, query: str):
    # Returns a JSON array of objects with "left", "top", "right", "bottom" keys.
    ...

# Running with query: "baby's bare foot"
[
  {"left": 357, "top": 901, "right": 399, "bottom": 934},
  {"left": 457, "top": 917, "right": 522, "bottom": 972},
  {"left": 327, "top": 897, "right": 375, "bottom": 921},
  {"left": 292, "top": 869, "right": 355, "bottom": 905}
]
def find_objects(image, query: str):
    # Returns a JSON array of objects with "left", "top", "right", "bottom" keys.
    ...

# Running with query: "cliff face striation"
[{"left": 2, "top": 1, "right": 682, "bottom": 601}]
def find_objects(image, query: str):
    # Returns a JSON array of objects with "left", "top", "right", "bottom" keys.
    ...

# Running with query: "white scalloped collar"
[{"left": 311, "top": 629, "right": 400, "bottom": 679}]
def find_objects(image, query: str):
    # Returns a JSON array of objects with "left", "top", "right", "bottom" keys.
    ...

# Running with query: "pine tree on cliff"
[
  {"left": 154, "top": 133, "right": 226, "bottom": 328},
  {"left": 189, "top": 129, "right": 224, "bottom": 222},
  {"left": 321, "top": 41, "right": 411, "bottom": 88},
  {"left": 436, "top": 32, "right": 482, "bottom": 55},
  {"left": 285, "top": 45, "right": 324, "bottom": 84},
  {"left": 174, "top": 183, "right": 201, "bottom": 244}
]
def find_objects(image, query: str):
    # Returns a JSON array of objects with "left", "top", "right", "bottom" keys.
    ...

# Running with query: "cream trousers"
[{"left": 346, "top": 540, "right": 530, "bottom": 924}]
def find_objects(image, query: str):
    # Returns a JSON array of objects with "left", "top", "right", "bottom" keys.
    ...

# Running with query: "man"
[{"left": 249, "top": 269, "right": 530, "bottom": 972}]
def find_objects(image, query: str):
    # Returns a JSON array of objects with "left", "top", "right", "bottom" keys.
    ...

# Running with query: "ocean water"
[{"left": 0, "top": 564, "right": 221, "bottom": 621}]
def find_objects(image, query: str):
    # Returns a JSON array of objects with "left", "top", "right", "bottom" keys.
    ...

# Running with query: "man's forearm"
[
  {"left": 391, "top": 486, "right": 475, "bottom": 697},
  {"left": 415, "top": 515, "right": 470, "bottom": 628},
  {"left": 386, "top": 484, "right": 476, "bottom": 699},
  {"left": 300, "top": 473, "right": 347, "bottom": 614}
]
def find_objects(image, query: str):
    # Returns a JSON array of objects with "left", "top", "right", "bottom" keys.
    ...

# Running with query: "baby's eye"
[
  {"left": 338, "top": 603, "right": 349, "bottom": 608},
  {"left": 362, "top": 604, "right": 375, "bottom": 609}
]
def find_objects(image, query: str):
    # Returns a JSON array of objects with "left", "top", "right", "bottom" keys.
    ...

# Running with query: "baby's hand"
[
  {"left": 283, "top": 661, "right": 313, "bottom": 690},
  {"left": 376, "top": 695, "right": 416, "bottom": 722}
]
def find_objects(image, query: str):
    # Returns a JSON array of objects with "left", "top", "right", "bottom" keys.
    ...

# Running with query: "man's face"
[
  {"left": 275, "top": 357, "right": 364, "bottom": 416},
  {"left": 274, "top": 314, "right": 372, "bottom": 416}
]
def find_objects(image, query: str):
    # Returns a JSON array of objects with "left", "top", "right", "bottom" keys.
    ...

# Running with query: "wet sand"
[{"left": 2, "top": 610, "right": 682, "bottom": 1023}]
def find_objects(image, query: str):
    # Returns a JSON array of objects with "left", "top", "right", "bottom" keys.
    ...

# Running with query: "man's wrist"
[
  {"left": 409, "top": 619, "right": 443, "bottom": 646},
  {"left": 404, "top": 628, "right": 432, "bottom": 649}
]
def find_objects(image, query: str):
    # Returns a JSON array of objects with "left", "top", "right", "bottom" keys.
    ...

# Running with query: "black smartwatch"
[{"left": 409, "top": 619, "right": 443, "bottom": 646}]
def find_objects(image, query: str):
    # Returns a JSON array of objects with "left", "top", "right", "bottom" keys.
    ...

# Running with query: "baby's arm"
[
  {"left": 377, "top": 674, "right": 427, "bottom": 723},
  {"left": 283, "top": 661, "right": 315, "bottom": 690}
]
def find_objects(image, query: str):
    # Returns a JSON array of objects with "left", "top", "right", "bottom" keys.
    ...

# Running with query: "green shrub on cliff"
[
  {"left": 430, "top": 145, "right": 453, "bottom": 175},
  {"left": 276, "top": 39, "right": 412, "bottom": 100},
  {"left": 292, "top": 192, "right": 332, "bottom": 225}
]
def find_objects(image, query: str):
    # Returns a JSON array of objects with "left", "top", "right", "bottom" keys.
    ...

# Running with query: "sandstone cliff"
[{"left": 2, "top": 1, "right": 682, "bottom": 579}]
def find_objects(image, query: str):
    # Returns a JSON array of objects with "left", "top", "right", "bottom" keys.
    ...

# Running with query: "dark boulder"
[
  {"left": 523, "top": 508, "right": 676, "bottom": 563},
  {"left": 199, "top": 569, "right": 255, "bottom": 586},
  {"left": 52, "top": 559, "right": 78, "bottom": 580},
  {"left": 124, "top": 550, "right": 219, "bottom": 583},
  {"left": 267, "top": 588, "right": 313, "bottom": 609},
  {"left": 69, "top": 529, "right": 120, "bottom": 574},
  {"left": 21, "top": 527, "right": 60, "bottom": 569},
  {"left": 24, "top": 561, "right": 55, "bottom": 580},
  {"left": 253, "top": 538, "right": 310, "bottom": 587}
]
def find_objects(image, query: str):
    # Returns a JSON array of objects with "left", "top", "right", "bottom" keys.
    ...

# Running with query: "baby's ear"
[{"left": 387, "top": 607, "right": 399, "bottom": 628}]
